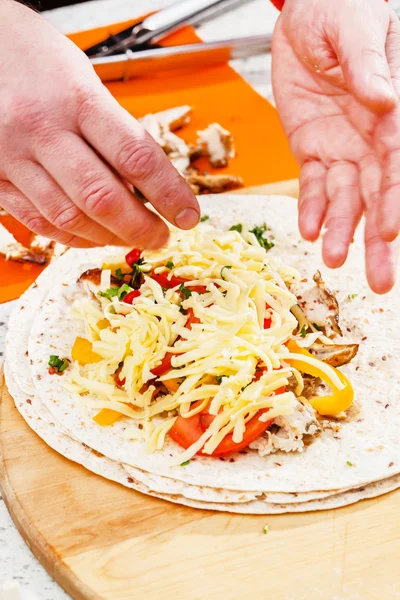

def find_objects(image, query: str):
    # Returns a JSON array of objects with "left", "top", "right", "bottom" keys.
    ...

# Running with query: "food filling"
[{"left": 58, "top": 220, "right": 358, "bottom": 463}]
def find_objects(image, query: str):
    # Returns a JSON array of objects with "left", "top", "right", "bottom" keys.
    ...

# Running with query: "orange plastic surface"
[
  {"left": 0, "top": 17, "right": 298, "bottom": 303},
  {"left": 0, "top": 215, "right": 45, "bottom": 303}
]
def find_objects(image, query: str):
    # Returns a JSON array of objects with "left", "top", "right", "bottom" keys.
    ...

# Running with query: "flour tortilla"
[
  {"left": 5, "top": 365, "right": 400, "bottom": 513},
  {"left": 5, "top": 194, "right": 400, "bottom": 506},
  {"left": 5, "top": 250, "right": 349, "bottom": 506}
]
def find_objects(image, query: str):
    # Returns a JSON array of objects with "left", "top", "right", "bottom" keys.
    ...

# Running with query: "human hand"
[
  {"left": 0, "top": 0, "right": 199, "bottom": 249},
  {"left": 272, "top": 0, "right": 400, "bottom": 293}
]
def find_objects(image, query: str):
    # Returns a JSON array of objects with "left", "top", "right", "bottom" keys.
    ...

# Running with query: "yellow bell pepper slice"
[
  {"left": 285, "top": 340, "right": 354, "bottom": 417},
  {"left": 93, "top": 409, "right": 121, "bottom": 426},
  {"left": 71, "top": 337, "right": 102, "bottom": 365},
  {"left": 96, "top": 318, "right": 110, "bottom": 330}
]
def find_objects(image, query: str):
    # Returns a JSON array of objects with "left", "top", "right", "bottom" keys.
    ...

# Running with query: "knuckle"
[
  {"left": 76, "top": 91, "right": 101, "bottom": 128},
  {"left": 126, "top": 215, "right": 158, "bottom": 245},
  {"left": 115, "top": 138, "right": 158, "bottom": 181},
  {"left": 4, "top": 98, "right": 44, "bottom": 134},
  {"left": 49, "top": 204, "right": 85, "bottom": 232},
  {"left": 78, "top": 176, "right": 117, "bottom": 217},
  {"left": 24, "top": 215, "right": 54, "bottom": 236}
]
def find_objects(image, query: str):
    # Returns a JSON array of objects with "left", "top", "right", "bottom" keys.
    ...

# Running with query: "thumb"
[{"left": 335, "top": 2, "right": 397, "bottom": 112}]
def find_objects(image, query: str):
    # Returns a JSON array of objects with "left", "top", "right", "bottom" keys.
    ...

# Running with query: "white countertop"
[{"left": 0, "top": 0, "right": 278, "bottom": 597}]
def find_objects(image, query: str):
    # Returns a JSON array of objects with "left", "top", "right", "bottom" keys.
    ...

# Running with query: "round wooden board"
[{"left": 1, "top": 376, "right": 400, "bottom": 600}]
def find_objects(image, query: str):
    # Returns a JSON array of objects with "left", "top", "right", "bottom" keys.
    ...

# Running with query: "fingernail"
[{"left": 175, "top": 207, "right": 200, "bottom": 229}]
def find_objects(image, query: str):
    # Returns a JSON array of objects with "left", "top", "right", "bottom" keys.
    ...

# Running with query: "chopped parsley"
[
  {"left": 200, "top": 215, "right": 209, "bottom": 222},
  {"left": 229, "top": 223, "right": 243, "bottom": 233},
  {"left": 48, "top": 355, "right": 69, "bottom": 373},
  {"left": 180, "top": 460, "right": 191, "bottom": 466},
  {"left": 346, "top": 460, "right": 353, "bottom": 467},
  {"left": 165, "top": 261, "right": 174, "bottom": 270},
  {"left": 179, "top": 306, "right": 188, "bottom": 315},
  {"left": 300, "top": 324, "right": 308, "bottom": 338},
  {"left": 312, "top": 323, "right": 322, "bottom": 332},
  {"left": 179, "top": 283, "right": 192, "bottom": 299},
  {"left": 98, "top": 283, "right": 133, "bottom": 301},
  {"left": 98, "top": 286, "right": 119, "bottom": 300},
  {"left": 263, "top": 525, "right": 269, "bottom": 535},
  {"left": 250, "top": 224, "right": 274, "bottom": 251},
  {"left": 220, "top": 265, "right": 232, "bottom": 280},
  {"left": 114, "top": 268, "right": 125, "bottom": 281},
  {"left": 216, "top": 375, "right": 226, "bottom": 385},
  {"left": 130, "top": 257, "right": 147, "bottom": 287},
  {"left": 348, "top": 294, "right": 358, "bottom": 301}
]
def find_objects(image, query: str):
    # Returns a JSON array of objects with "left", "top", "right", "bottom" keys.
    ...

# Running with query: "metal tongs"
[{"left": 84, "top": 0, "right": 272, "bottom": 81}]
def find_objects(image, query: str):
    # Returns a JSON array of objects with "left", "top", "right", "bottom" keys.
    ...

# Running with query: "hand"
[
  {"left": 272, "top": 0, "right": 400, "bottom": 293},
  {"left": 0, "top": 0, "right": 199, "bottom": 249}
]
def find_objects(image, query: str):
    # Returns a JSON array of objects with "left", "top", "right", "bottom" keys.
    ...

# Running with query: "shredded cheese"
[{"left": 67, "top": 221, "right": 344, "bottom": 460}]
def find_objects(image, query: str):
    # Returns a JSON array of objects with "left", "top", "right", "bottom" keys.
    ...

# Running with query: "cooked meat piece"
[
  {"left": 78, "top": 268, "right": 102, "bottom": 285},
  {"left": 140, "top": 114, "right": 190, "bottom": 157},
  {"left": 196, "top": 123, "right": 235, "bottom": 168},
  {"left": 169, "top": 153, "right": 191, "bottom": 175},
  {"left": 249, "top": 401, "right": 321, "bottom": 456},
  {"left": 141, "top": 105, "right": 192, "bottom": 132},
  {"left": 186, "top": 172, "right": 243, "bottom": 194},
  {"left": 309, "top": 343, "right": 359, "bottom": 367},
  {"left": 313, "top": 270, "right": 342, "bottom": 336},
  {"left": 0, "top": 223, "right": 47, "bottom": 264},
  {"left": 290, "top": 270, "right": 342, "bottom": 338},
  {"left": 78, "top": 268, "right": 120, "bottom": 286}
]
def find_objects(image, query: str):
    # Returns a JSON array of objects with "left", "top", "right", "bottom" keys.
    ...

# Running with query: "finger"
[
  {"left": 375, "top": 13, "right": 400, "bottom": 241},
  {"left": 33, "top": 132, "right": 170, "bottom": 249},
  {"left": 5, "top": 160, "right": 127, "bottom": 246},
  {"left": 377, "top": 148, "right": 400, "bottom": 242},
  {"left": 322, "top": 161, "right": 362, "bottom": 268},
  {"left": 365, "top": 203, "right": 396, "bottom": 294},
  {"left": 75, "top": 89, "right": 200, "bottom": 229},
  {"left": 298, "top": 161, "right": 328, "bottom": 241},
  {"left": 335, "top": 2, "right": 397, "bottom": 112},
  {"left": 0, "top": 180, "right": 95, "bottom": 248}
]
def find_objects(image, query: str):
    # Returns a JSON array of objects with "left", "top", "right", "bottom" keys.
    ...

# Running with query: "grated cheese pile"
[{"left": 65, "top": 222, "right": 339, "bottom": 462}]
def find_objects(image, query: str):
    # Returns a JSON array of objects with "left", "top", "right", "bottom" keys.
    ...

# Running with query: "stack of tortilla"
[{"left": 4, "top": 194, "right": 400, "bottom": 514}]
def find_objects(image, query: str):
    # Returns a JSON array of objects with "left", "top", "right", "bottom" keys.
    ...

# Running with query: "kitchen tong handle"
[{"left": 137, "top": 0, "right": 243, "bottom": 44}]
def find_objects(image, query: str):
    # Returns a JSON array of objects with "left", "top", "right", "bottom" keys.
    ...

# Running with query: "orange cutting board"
[{"left": 0, "top": 17, "right": 299, "bottom": 303}]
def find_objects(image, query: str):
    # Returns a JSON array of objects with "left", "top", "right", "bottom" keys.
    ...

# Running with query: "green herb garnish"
[
  {"left": 229, "top": 223, "right": 243, "bottom": 233},
  {"left": 179, "top": 283, "right": 192, "bottom": 299},
  {"left": 263, "top": 525, "right": 269, "bottom": 535},
  {"left": 200, "top": 215, "right": 209, "bottom": 222},
  {"left": 180, "top": 460, "right": 191, "bottom": 466},
  {"left": 48, "top": 355, "right": 69, "bottom": 373},
  {"left": 98, "top": 286, "right": 119, "bottom": 300},
  {"left": 300, "top": 324, "right": 308, "bottom": 338},
  {"left": 179, "top": 306, "right": 188, "bottom": 315},
  {"left": 114, "top": 268, "right": 125, "bottom": 281},
  {"left": 117, "top": 283, "right": 133, "bottom": 300},
  {"left": 348, "top": 294, "right": 358, "bottom": 301},
  {"left": 250, "top": 224, "right": 274, "bottom": 251},
  {"left": 220, "top": 265, "right": 232, "bottom": 280},
  {"left": 165, "top": 261, "right": 174, "bottom": 270},
  {"left": 312, "top": 323, "right": 322, "bottom": 332},
  {"left": 346, "top": 460, "right": 353, "bottom": 467},
  {"left": 216, "top": 375, "right": 226, "bottom": 385}
]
